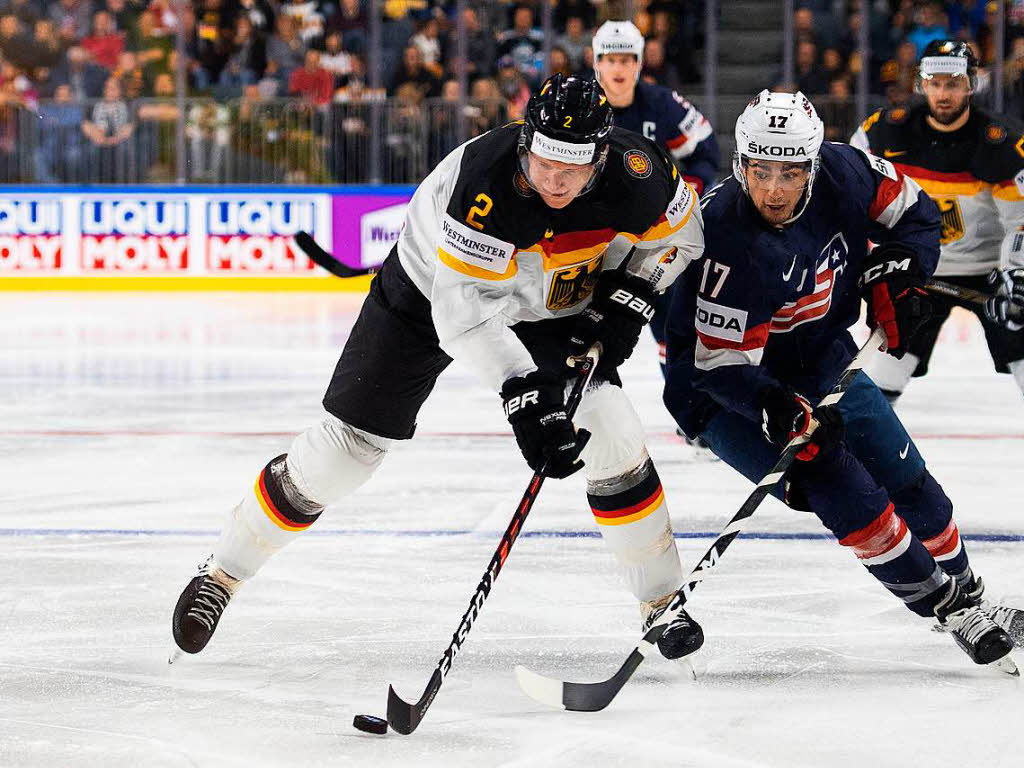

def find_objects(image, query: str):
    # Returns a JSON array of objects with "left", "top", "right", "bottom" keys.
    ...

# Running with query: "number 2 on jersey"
[
  {"left": 466, "top": 193, "right": 493, "bottom": 230},
  {"left": 699, "top": 259, "right": 730, "bottom": 298}
]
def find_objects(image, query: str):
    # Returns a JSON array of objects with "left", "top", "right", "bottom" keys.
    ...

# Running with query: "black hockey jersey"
[
  {"left": 851, "top": 102, "right": 1024, "bottom": 277},
  {"left": 396, "top": 122, "right": 705, "bottom": 389}
]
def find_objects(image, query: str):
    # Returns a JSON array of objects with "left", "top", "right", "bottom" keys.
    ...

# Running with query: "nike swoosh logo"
[
  {"left": 900, "top": 442, "right": 910, "bottom": 459},
  {"left": 782, "top": 254, "right": 798, "bottom": 281},
  {"left": 883, "top": 149, "right": 907, "bottom": 158}
]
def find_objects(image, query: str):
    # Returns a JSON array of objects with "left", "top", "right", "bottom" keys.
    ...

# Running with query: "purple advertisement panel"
[{"left": 331, "top": 188, "right": 415, "bottom": 270}]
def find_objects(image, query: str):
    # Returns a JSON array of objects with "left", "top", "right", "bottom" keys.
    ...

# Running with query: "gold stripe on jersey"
[
  {"left": 993, "top": 179, "right": 1024, "bottom": 201},
  {"left": 910, "top": 177, "right": 988, "bottom": 198},
  {"left": 521, "top": 228, "right": 638, "bottom": 273},
  {"left": 639, "top": 195, "right": 695, "bottom": 243},
  {"left": 438, "top": 246, "right": 518, "bottom": 281}
]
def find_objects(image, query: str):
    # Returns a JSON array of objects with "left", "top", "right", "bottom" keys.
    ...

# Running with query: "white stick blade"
[{"left": 514, "top": 665, "right": 567, "bottom": 709}]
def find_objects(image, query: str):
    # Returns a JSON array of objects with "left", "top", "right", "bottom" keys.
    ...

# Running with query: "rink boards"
[{"left": 0, "top": 185, "right": 413, "bottom": 290}]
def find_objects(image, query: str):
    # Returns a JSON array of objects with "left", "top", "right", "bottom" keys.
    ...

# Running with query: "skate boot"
[
  {"left": 641, "top": 594, "right": 704, "bottom": 660},
  {"left": 961, "top": 576, "right": 1024, "bottom": 647},
  {"left": 170, "top": 555, "right": 242, "bottom": 662},
  {"left": 933, "top": 579, "right": 1016, "bottom": 673}
]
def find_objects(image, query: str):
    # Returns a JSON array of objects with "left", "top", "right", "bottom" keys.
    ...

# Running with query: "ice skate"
[
  {"left": 934, "top": 576, "right": 1024, "bottom": 648},
  {"left": 934, "top": 579, "right": 1017, "bottom": 675},
  {"left": 642, "top": 595, "right": 704, "bottom": 678},
  {"left": 170, "top": 555, "right": 242, "bottom": 663}
]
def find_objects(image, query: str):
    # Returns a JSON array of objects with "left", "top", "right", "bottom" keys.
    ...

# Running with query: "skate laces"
[
  {"left": 187, "top": 579, "right": 233, "bottom": 631},
  {"left": 946, "top": 606, "right": 1000, "bottom": 645},
  {"left": 643, "top": 603, "right": 693, "bottom": 632}
]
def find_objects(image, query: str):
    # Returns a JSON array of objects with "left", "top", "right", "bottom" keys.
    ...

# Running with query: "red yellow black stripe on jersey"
[
  {"left": 589, "top": 465, "right": 665, "bottom": 527},
  {"left": 254, "top": 456, "right": 322, "bottom": 532},
  {"left": 437, "top": 186, "right": 694, "bottom": 282},
  {"left": 891, "top": 163, "right": 1024, "bottom": 201}
]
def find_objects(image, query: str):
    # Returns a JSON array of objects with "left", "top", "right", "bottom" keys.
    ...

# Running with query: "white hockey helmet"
[
  {"left": 592, "top": 21, "right": 644, "bottom": 83},
  {"left": 733, "top": 89, "right": 825, "bottom": 224}
]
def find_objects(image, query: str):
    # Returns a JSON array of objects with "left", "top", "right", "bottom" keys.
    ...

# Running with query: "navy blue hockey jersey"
[
  {"left": 611, "top": 81, "right": 720, "bottom": 194},
  {"left": 663, "top": 141, "right": 940, "bottom": 437}
]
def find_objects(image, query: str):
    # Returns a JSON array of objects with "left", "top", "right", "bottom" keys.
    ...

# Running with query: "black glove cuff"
[
  {"left": 501, "top": 371, "right": 564, "bottom": 421},
  {"left": 860, "top": 243, "right": 922, "bottom": 291},
  {"left": 591, "top": 272, "right": 658, "bottom": 323}
]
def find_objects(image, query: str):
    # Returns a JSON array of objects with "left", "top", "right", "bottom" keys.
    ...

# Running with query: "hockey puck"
[{"left": 352, "top": 714, "right": 388, "bottom": 735}]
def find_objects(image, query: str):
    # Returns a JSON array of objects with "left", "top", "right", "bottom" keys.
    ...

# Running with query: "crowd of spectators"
[
  {"left": 784, "top": 1, "right": 1024, "bottom": 141},
  {"left": 0, "top": 0, "right": 704, "bottom": 182}
]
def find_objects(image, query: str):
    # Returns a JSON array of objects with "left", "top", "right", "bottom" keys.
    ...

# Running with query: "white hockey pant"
[
  {"left": 1011, "top": 358, "right": 1024, "bottom": 396},
  {"left": 866, "top": 350, "right": 920, "bottom": 399},
  {"left": 576, "top": 382, "right": 683, "bottom": 604},
  {"left": 214, "top": 416, "right": 390, "bottom": 580}
]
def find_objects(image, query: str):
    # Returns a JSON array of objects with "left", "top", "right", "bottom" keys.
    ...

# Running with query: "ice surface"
[{"left": 1, "top": 292, "right": 1022, "bottom": 767}]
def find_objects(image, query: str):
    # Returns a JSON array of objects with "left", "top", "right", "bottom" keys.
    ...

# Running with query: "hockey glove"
[
  {"left": 567, "top": 271, "right": 657, "bottom": 374},
  {"left": 985, "top": 268, "right": 1024, "bottom": 332},
  {"left": 501, "top": 371, "right": 590, "bottom": 479},
  {"left": 759, "top": 386, "right": 844, "bottom": 463},
  {"left": 859, "top": 244, "right": 931, "bottom": 358}
]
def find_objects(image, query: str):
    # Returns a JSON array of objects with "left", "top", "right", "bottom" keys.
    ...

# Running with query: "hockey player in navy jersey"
[
  {"left": 664, "top": 90, "right": 1023, "bottom": 670},
  {"left": 592, "top": 21, "right": 720, "bottom": 381}
]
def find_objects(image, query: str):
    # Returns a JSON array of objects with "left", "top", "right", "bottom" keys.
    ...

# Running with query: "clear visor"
[
  {"left": 919, "top": 71, "right": 975, "bottom": 91},
  {"left": 741, "top": 157, "right": 812, "bottom": 191},
  {"left": 517, "top": 145, "right": 606, "bottom": 197}
]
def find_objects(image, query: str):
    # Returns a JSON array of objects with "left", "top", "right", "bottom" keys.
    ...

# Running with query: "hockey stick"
[
  {"left": 926, "top": 278, "right": 1024, "bottom": 322},
  {"left": 293, "top": 231, "right": 376, "bottom": 278},
  {"left": 386, "top": 344, "right": 601, "bottom": 735},
  {"left": 515, "top": 327, "right": 887, "bottom": 712}
]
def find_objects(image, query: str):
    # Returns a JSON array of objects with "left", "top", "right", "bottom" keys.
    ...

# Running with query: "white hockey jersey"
[
  {"left": 396, "top": 123, "right": 705, "bottom": 389},
  {"left": 850, "top": 103, "right": 1024, "bottom": 277}
]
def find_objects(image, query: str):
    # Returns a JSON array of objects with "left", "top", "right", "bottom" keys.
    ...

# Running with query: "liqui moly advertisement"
[{"left": 0, "top": 186, "right": 414, "bottom": 281}]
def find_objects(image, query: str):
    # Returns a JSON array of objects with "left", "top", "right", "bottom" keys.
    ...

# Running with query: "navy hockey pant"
[{"left": 697, "top": 372, "right": 971, "bottom": 616}]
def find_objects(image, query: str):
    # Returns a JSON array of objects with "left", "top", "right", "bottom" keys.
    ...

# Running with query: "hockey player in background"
[
  {"left": 592, "top": 20, "right": 719, "bottom": 380},
  {"left": 664, "top": 90, "right": 1022, "bottom": 670},
  {"left": 171, "top": 75, "right": 708, "bottom": 665},
  {"left": 851, "top": 41, "right": 1024, "bottom": 402}
]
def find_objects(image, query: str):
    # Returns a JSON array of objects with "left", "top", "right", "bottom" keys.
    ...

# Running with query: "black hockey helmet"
[
  {"left": 518, "top": 74, "right": 613, "bottom": 194},
  {"left": 918, "top": 40, "right": 978, "bottom": 91}
]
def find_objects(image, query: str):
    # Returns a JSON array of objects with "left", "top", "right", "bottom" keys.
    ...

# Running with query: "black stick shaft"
[
  {"left": 518, "top": 328, "right": 887, "bottom": 713},
  {"left": 386, "top": 345, "right": 600, "bottom": 734},
  {"left": 293, "top": 231, "right": 375, "bottom": 278}
]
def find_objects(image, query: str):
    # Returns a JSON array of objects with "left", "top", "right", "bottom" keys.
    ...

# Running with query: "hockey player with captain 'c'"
[
  {"left": 171, "top": 76, "right": 708, "bottom": 666},
  {"left": 851, "top": 40, "right": 1024, "bottom": 402},
  {"left": 664, "top": 89, "right": 1024, "bottom": 672},
  {"left": 591, "top": 20, "right": 720, "bottom": 383}
]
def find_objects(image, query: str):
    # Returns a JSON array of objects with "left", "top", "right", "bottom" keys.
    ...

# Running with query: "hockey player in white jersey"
[
  {"left": 851, "top": 41, "right": 1024, "bottom": 401},
  {"left": 170, "top": 75, "right": 708, "bottom": 665}
]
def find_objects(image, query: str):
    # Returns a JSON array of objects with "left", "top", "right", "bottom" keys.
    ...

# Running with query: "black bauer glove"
[
  {"left": 501, "top": 371, "right": 590, "bottom": 479},
  {"left": 985, "top": 268, "right": 1024, "bottom": 331},
  {"left": 859, "top": 244, "right": 931, "bottom": 359},
  {"left": 567, "top": 271, "right": 656, "bottom": 374},
  {"left": 759, "top": 386, "right": 844, "bottom": 463}
]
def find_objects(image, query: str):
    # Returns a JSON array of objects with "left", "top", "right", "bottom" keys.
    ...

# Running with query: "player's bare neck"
[{"left": 926, "top": 106, "right": 970, "bottom": 133}]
